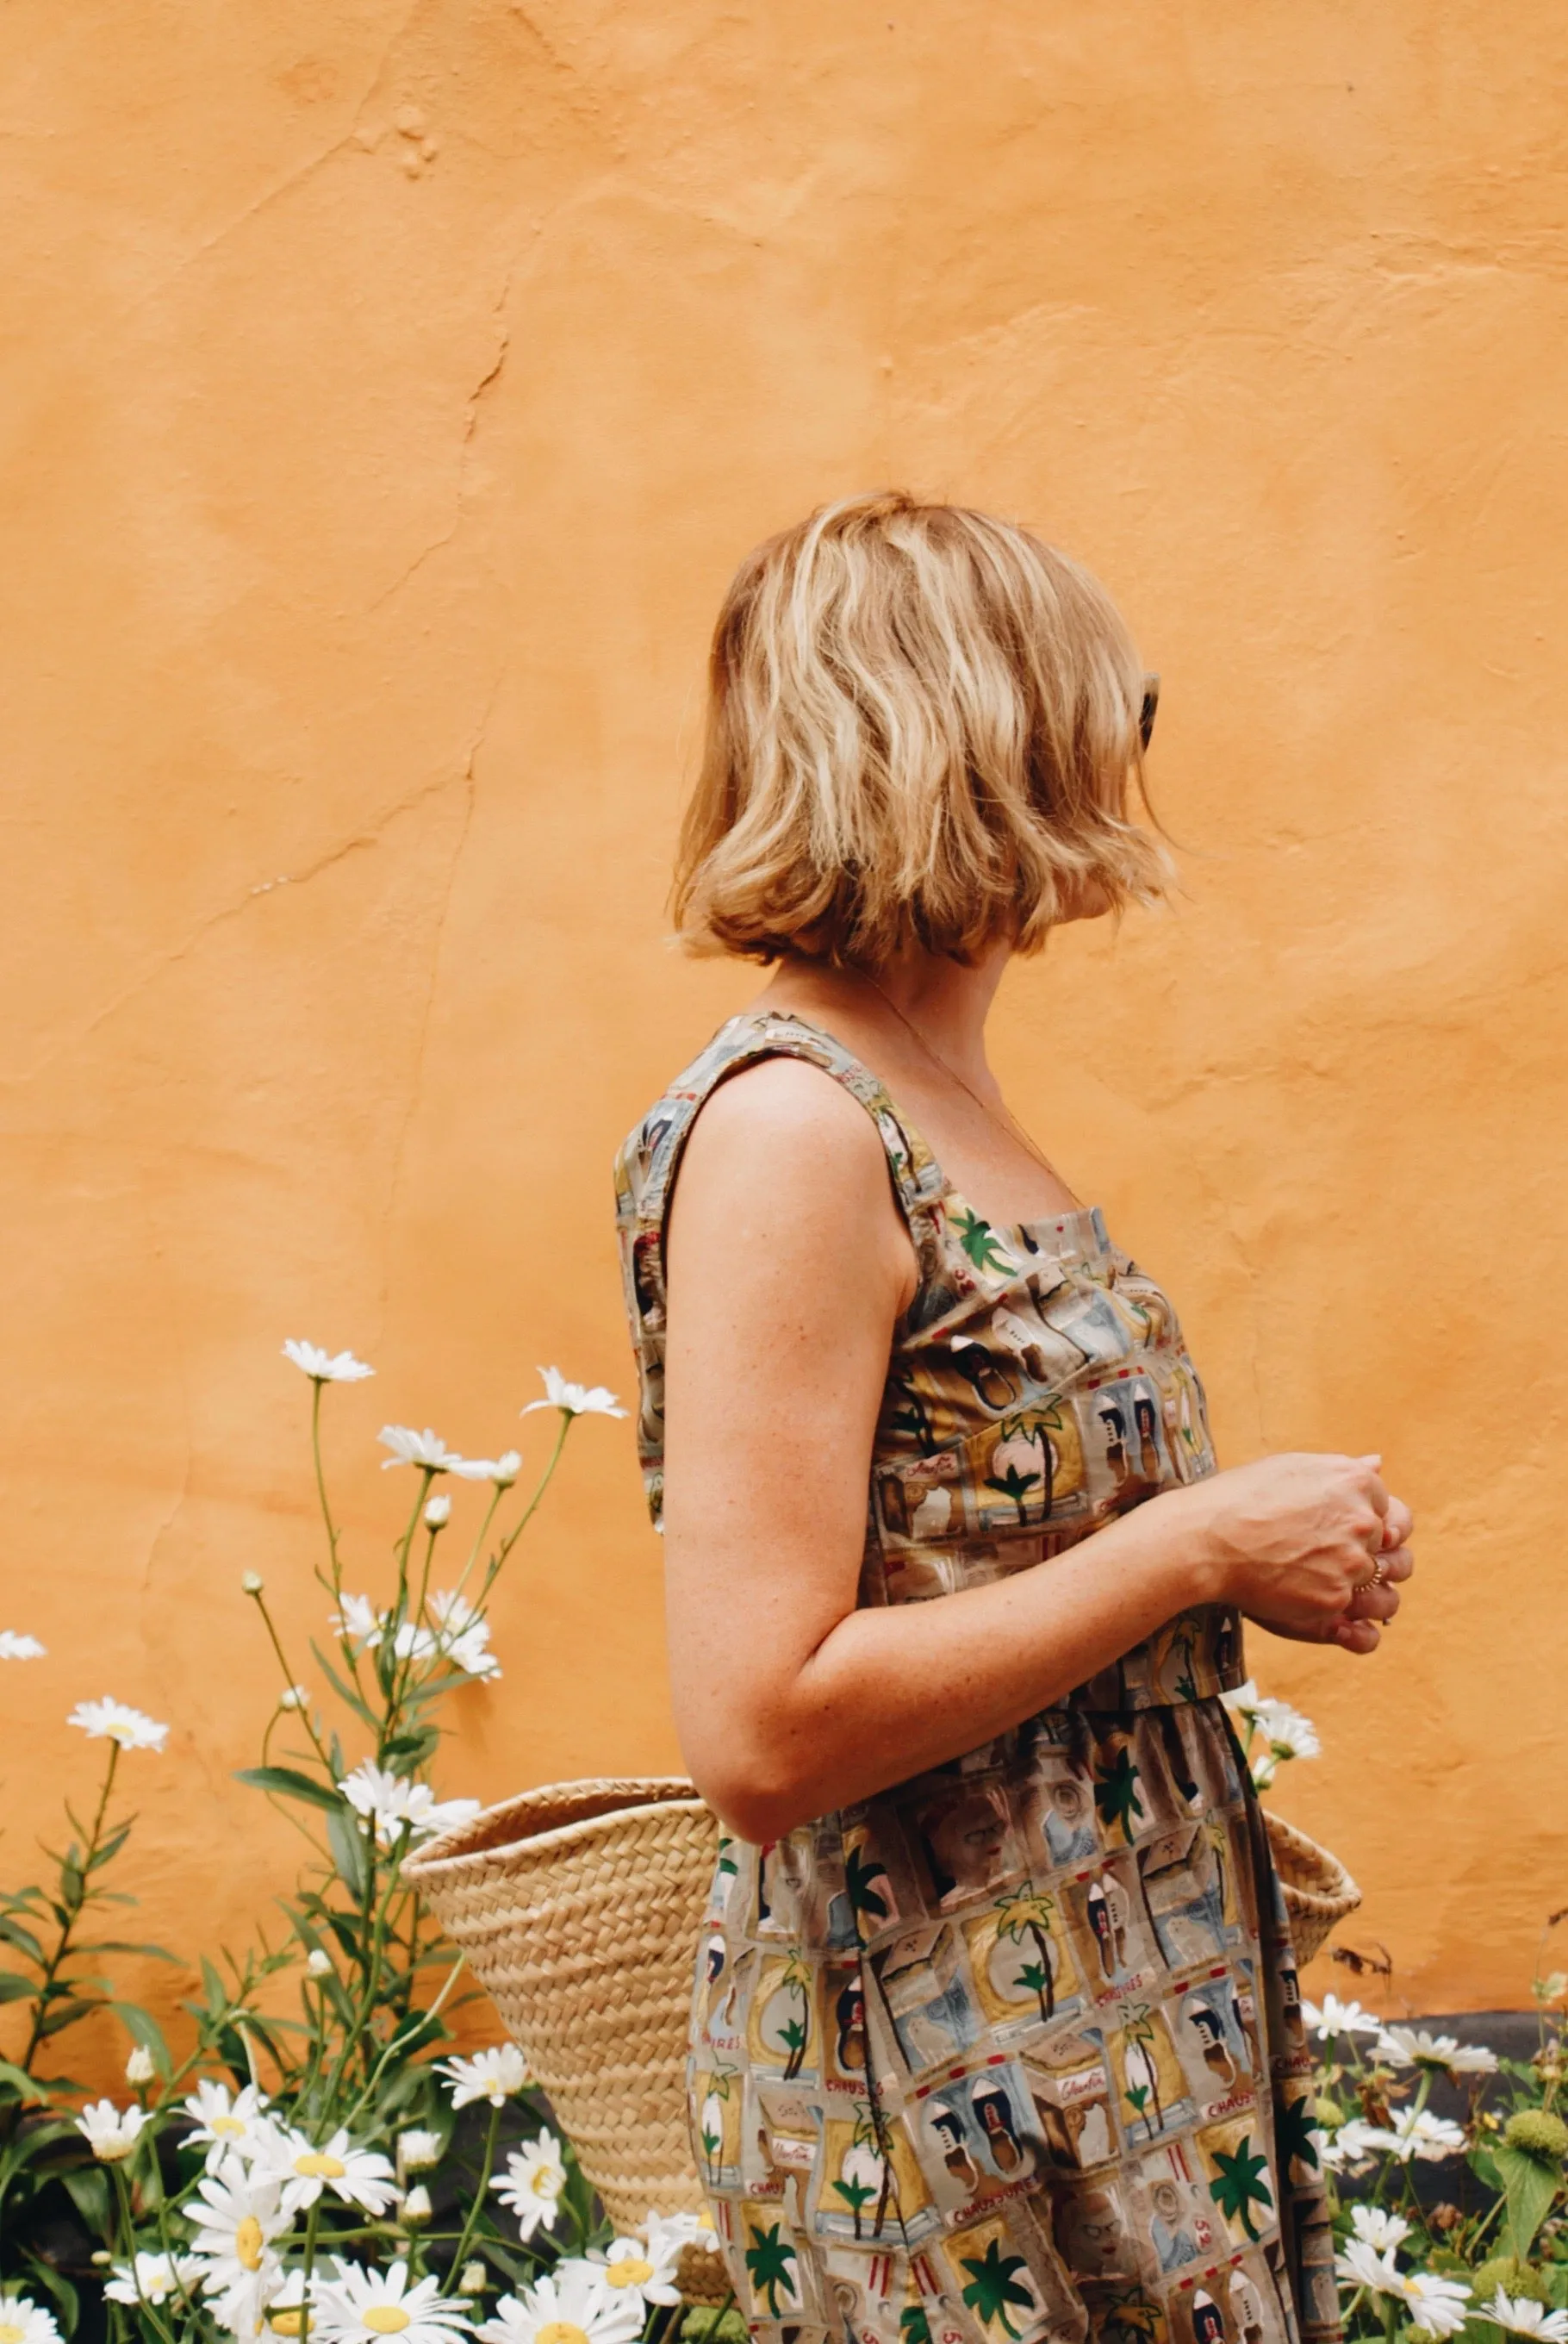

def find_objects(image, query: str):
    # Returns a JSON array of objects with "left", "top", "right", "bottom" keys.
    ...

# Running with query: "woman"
[{"left": 613, "top": 495, "right": 1410, "bottom": 2344}]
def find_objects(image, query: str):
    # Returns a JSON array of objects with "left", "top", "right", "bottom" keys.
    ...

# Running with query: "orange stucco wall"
[{"left": 5, "top": 3, "right": 1565, "bottom": 2074}]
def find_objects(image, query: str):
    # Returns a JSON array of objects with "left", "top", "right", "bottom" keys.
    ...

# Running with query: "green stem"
[
  {"left": 451, "top": 2100, "right": 502, "bottom": 2272},
  {"left": 111, "top": 2163, "right": 179, "bottom": 2344},
  {"left": 489, "top": 1414, "right": 572, "bottom": 1576},
  {"left": 301, "top": 2198, "right": 321, "bottom": 2315},
  {"left": 445, "top": 1484, "right": 506, "bottom": 1612},
  {"left": 339, "top": 1952, "right": 466, "bottom": 2134},
  {"left": 249, "top": 1591, "right": 335, "bottom": 1775},
  {"left": 22, "top": 1740, "right": 120, "bottom": 2071}
]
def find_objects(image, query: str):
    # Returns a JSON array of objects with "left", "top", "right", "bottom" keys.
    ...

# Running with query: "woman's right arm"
[{"left": 661, "top": 1057, "right": 1409, "bottom": 1844}]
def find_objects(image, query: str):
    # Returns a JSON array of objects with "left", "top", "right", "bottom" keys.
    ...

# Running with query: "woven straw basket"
[
  {"left": 408, "top": 1777, "right": 1358, "bottom": 2235},
  {"left": 404, "top": 1779, "right": 719, "bottom": 2235},
  {"left": 1265, "top": 1808, "right": 1360, "bottom": 1964}
]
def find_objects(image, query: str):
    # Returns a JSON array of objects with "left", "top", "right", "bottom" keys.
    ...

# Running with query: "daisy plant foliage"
[{"left": 0, "top": 1354, "right": 730, "bottom": 2344}]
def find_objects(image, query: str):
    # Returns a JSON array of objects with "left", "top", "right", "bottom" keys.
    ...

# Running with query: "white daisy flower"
[
  {"left": 283, "top": 1341, "right": 375, "bottom": 1383},
  {"left": 1220, "top": 1678, "right": 1261, "bottom": 1717},
  {"left": 337, "top": 1761, "right": 480, "bottom": 1848},
  {"left": 521, "top": 1368, "right": 626, "bottom": 1419},
  {"left": 104, "top": 2253, "right": 205, "bottom": 2308},
  {"left": 258, "top": 2125, "right": 397, "bottom": 2216},
  {"left": 331, "top": 1593, "right": 386, "bottom": 1648},
  {"left": 1302, "top": 1993, "right": 1383, "bottom": 2042},
  {"left": 1376, "top": 2024, "right": 1498, "bottom": 2074},
  {"left": 589, "top": 2231, "right": 682, "bottom": 2310},
  {"left": 66, "top": 1698, "right": 168, "bottom": 1753},
  {"left": 490, "top": 2132, "right": 568, "bottom": 2241},
  {"left": 312, "top": 2258, "right": 473, "bottom": 2344},
  {"left": 1364, "top": 2107, "right": 1468, "bottom": 2162},
  {"left": 76, "top": 2098, "right": 146, "bottom": 2161},
  {"left": 182, "top": 2081, "right": 275, "bottom": 2171},
  {"left": 644, "top": 2206, "right": 722, "bottom": 2258},
  {"left": 1334, "top": 2240, "right": 1401, "bottom": 2296},
  {"left": 1395, "top": 2272, "right": 1473, "bottom": 2337},
  {"left": 186, "top": 2166, "right": 291, "bottom": 2302},
  {"left": 1478, "top": 2291, "right": 1568, "bottom": 2341},
  {"left": 378, "top": 1426, "right": 468, "bottom": 1473},
  {"left": 1349, "top": 2206, "right": 1411, "bottom": 2253},
  {"left": 0, "top": 2297, "right": 65, "bottom": 2344},
  {"left": 399, "top": 2129, "right": 443, "bottom": 2173},
  {"left": 1252, "top": 1695, "right": 1320, "bottom": 1759},
  {"left": 0, "top": 1631, "right": 46, "bottom": 1661},
  {"left": 476, "top": 2263, "right": 642, "bottom": 2344},
  {"left": 436, "top": 2044, "right": 530, "bottom": 2109},
  {"left": 256, "top": 2267, "right": 320, "bottom": 2340},
  {"left": 1317, "top": 2116, "right": 1384, "bottom": 2174},
  {"left": 428, "top": 1593, "right": 502, "bottom": 1680},
  {"left": 446, "top": 1449, "right": 522, "bottom": 1487},
  {"left": 392, "top": 1620, "right": 439, "bottom": 1664}
]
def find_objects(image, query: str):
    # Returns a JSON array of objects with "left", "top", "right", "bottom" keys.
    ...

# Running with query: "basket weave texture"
[
  {"left": 1265, "top": 1809, "right": 1360, "bottom": 1964},
  {"left": 408, "top": 1778, "right": 1358, "bottom": 2235},
  {"left": 404, "top": 1779, "right": 719, "bottom": 2235}
]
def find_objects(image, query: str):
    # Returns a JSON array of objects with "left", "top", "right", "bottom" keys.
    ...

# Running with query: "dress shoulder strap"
[
  {"left": 612, "top": 1012, "right": 949, "bottom": 1528},
  {"left": 616, "top": 1009, "right": 945, "bottom": 1262}
]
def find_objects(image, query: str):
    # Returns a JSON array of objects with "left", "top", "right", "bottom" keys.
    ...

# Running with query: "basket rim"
[{"left": 403, "top": 1774, "right": 715, "bottom": 1880}]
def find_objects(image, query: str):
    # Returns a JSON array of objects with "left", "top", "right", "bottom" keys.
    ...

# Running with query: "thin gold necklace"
[{"left": 858, "top": 971, "right": 1081, "bottom": 1210}]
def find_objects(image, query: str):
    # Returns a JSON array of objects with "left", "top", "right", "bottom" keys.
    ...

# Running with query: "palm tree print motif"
[
  {"left": 1209, "top": 2135, "right": 1275, "bottom": 2241},
  {"left": 744, "top": 2220, "right": 799, "bottom": 2316},
  {"left": 845, "top": 1843, "right": 891, "bottom": 1938},
  {"left": 992, "top": 1882, "right": 1059, "bottom": 2023},
  {"left": 1094, "top": 1742, "right": 1146, "bottom": 1842},
  {"left": 775, "top": 1949, "right": 812, "bottom": 2079},
  {"left": 952, "top": 1206, "right": 1014, "bottom": 1275},
  {"left": 959, "top": 2240, "right": 1037, "bottom": 2340},
  {"left": 615, "top": 1013, "right": 1339, "bottom": 2344},
  {"left": 1121, "top": 2003, "right": 1165, "bottom": 2137}
]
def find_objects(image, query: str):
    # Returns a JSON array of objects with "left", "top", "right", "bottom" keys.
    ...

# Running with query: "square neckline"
[{"left": 737, "top": 1007, "right": 1111, "bottom": 1260}]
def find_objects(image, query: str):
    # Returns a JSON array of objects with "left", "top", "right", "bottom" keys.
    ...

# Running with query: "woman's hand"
[{"left": 1174, "top": 1452, "right": 1415, "bottom": 1653}]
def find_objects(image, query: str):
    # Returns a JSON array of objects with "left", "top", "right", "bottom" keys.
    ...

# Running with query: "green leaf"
[
  {"left": 309, "top": 1641, "right": 377, "bottom": 1727},
  {"left": 0, "top": 1915, "right": 44, "bottom": 1963},
  {"left": 80, "top": 1939, "right": 182, "bottom": 1963},
  {"left": 327, "top": 1801, "right": 368, "bottom": 1897},
  {"left": 1495, "top": 2142, "right": 1563, "bottom": 2261},
  {"left": 0, "top": 2056, "right": 47, "bottom": 2102},
  {"left": 36, "top": 1997, "right": 105, "bottom": 2037},
  {"left": 112, "top": 2000, "right": 171, "bottom": 2076},
  {"left": 0, "top": 1971, "right": 36, "bottom": 2003},
  {"left": 233, "top": 1765, "right": 343, "bottom": 1813},
  {"left": 18, "top": 2255, "right": 81, "bottom": 2335},
  {"left": 61, "top": 2160, "right": 113, "bottom": 2240}
]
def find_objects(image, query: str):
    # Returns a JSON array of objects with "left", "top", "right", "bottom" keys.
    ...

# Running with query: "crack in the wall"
[
  {"left": 5, "top": 768, "right": 470, "bottom": 1093},
  {"left": 378, "top": 682, "right": 496, "bottom": 1300}
]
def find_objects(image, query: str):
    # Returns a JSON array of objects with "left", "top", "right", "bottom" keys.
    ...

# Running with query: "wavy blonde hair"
[{"left": 672, "top": 491, "right": 1169, "bottom": 969}]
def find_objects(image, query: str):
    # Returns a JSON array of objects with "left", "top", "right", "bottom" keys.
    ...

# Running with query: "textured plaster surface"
[{"left": 3, "top": 2, "right": 1565, "bottom": 2074}]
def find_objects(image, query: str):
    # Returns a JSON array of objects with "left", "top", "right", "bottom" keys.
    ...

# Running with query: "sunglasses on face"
[{"left": 1139, "top": 674, "right": 1160, "bottom": 754}]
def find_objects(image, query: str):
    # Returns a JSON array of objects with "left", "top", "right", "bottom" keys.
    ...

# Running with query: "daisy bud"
[
  {"left": 425, "top": 1494, "right": 451, "bottom": 1530},
  {"left": 458, "top": 2263, "right": 488, "bottom": 2297},
  {"left": 242, "top": 1572, "right": 264, "bottom": 1596},
  {"left": 401, "top": 2184, "right": 432, "bottom": 2225},
  {"left": 124, "top": 2045, "right": 155, "bottom": 2086},
  {"left": 92, "top": 2252, "right": 112, "bottom": 2267},
  {"left": 278, "top": 1685, "right": 310, "bottom": 1711},
  {"left": 306, "top": 1948, "right": 333, "bottom": 1976}
]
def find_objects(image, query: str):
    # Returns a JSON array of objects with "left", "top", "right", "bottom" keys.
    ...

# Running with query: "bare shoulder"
[
  {"left": 669, "top": 1054, "right": 913, "bottom": 1303},
  {"left": 683, "top": 1054, "right": 885, "bottom": 1191}
]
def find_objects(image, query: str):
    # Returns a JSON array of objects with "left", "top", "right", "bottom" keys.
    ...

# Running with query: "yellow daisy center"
[
  {"left": 236, "top": 2216, "right": 266, "bottom": 2272},
  {"left": 607, "top": 2261, "right": 654, "bottom": 2290},
  {"left": 0, "top": 2322, "right": 28, "bottom": 2344},
  {"left": 268, "top": 2312, "right": 314, "bottom": 2336},
  {"left": 212, "top": 2116, "right": 246, "bottom": 2138},
  {"left": 530, "top": 2169, "right": 561, "bottom": 2198},
  {"left": 363, "top": 2311, "right": 411, "bottom": 2335},
  {"left": 536, "top": 2325, "right": 590, "bottom": 2344},
  {"left": 292, "top": 2152, "right": 347, "bottom": 2179}
]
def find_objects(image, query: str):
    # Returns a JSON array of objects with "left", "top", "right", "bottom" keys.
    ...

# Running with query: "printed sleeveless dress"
[{"left": 613, "top": 1012, "right": 1338, "bottom": 2344}]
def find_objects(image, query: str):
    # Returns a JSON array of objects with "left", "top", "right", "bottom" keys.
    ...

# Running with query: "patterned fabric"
[{"left": 614, "top": 1013, "right": 1338, "bottom": 2344}]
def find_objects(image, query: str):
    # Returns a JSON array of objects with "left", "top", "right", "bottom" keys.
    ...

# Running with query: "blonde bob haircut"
[{"left": 672, "top": 491, "right": 1170, "bottom": 969}]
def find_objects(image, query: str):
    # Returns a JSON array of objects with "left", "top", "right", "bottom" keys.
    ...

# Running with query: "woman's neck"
[{"left": 755, "top": 944, "right": 1011, "bottom": 1096}]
